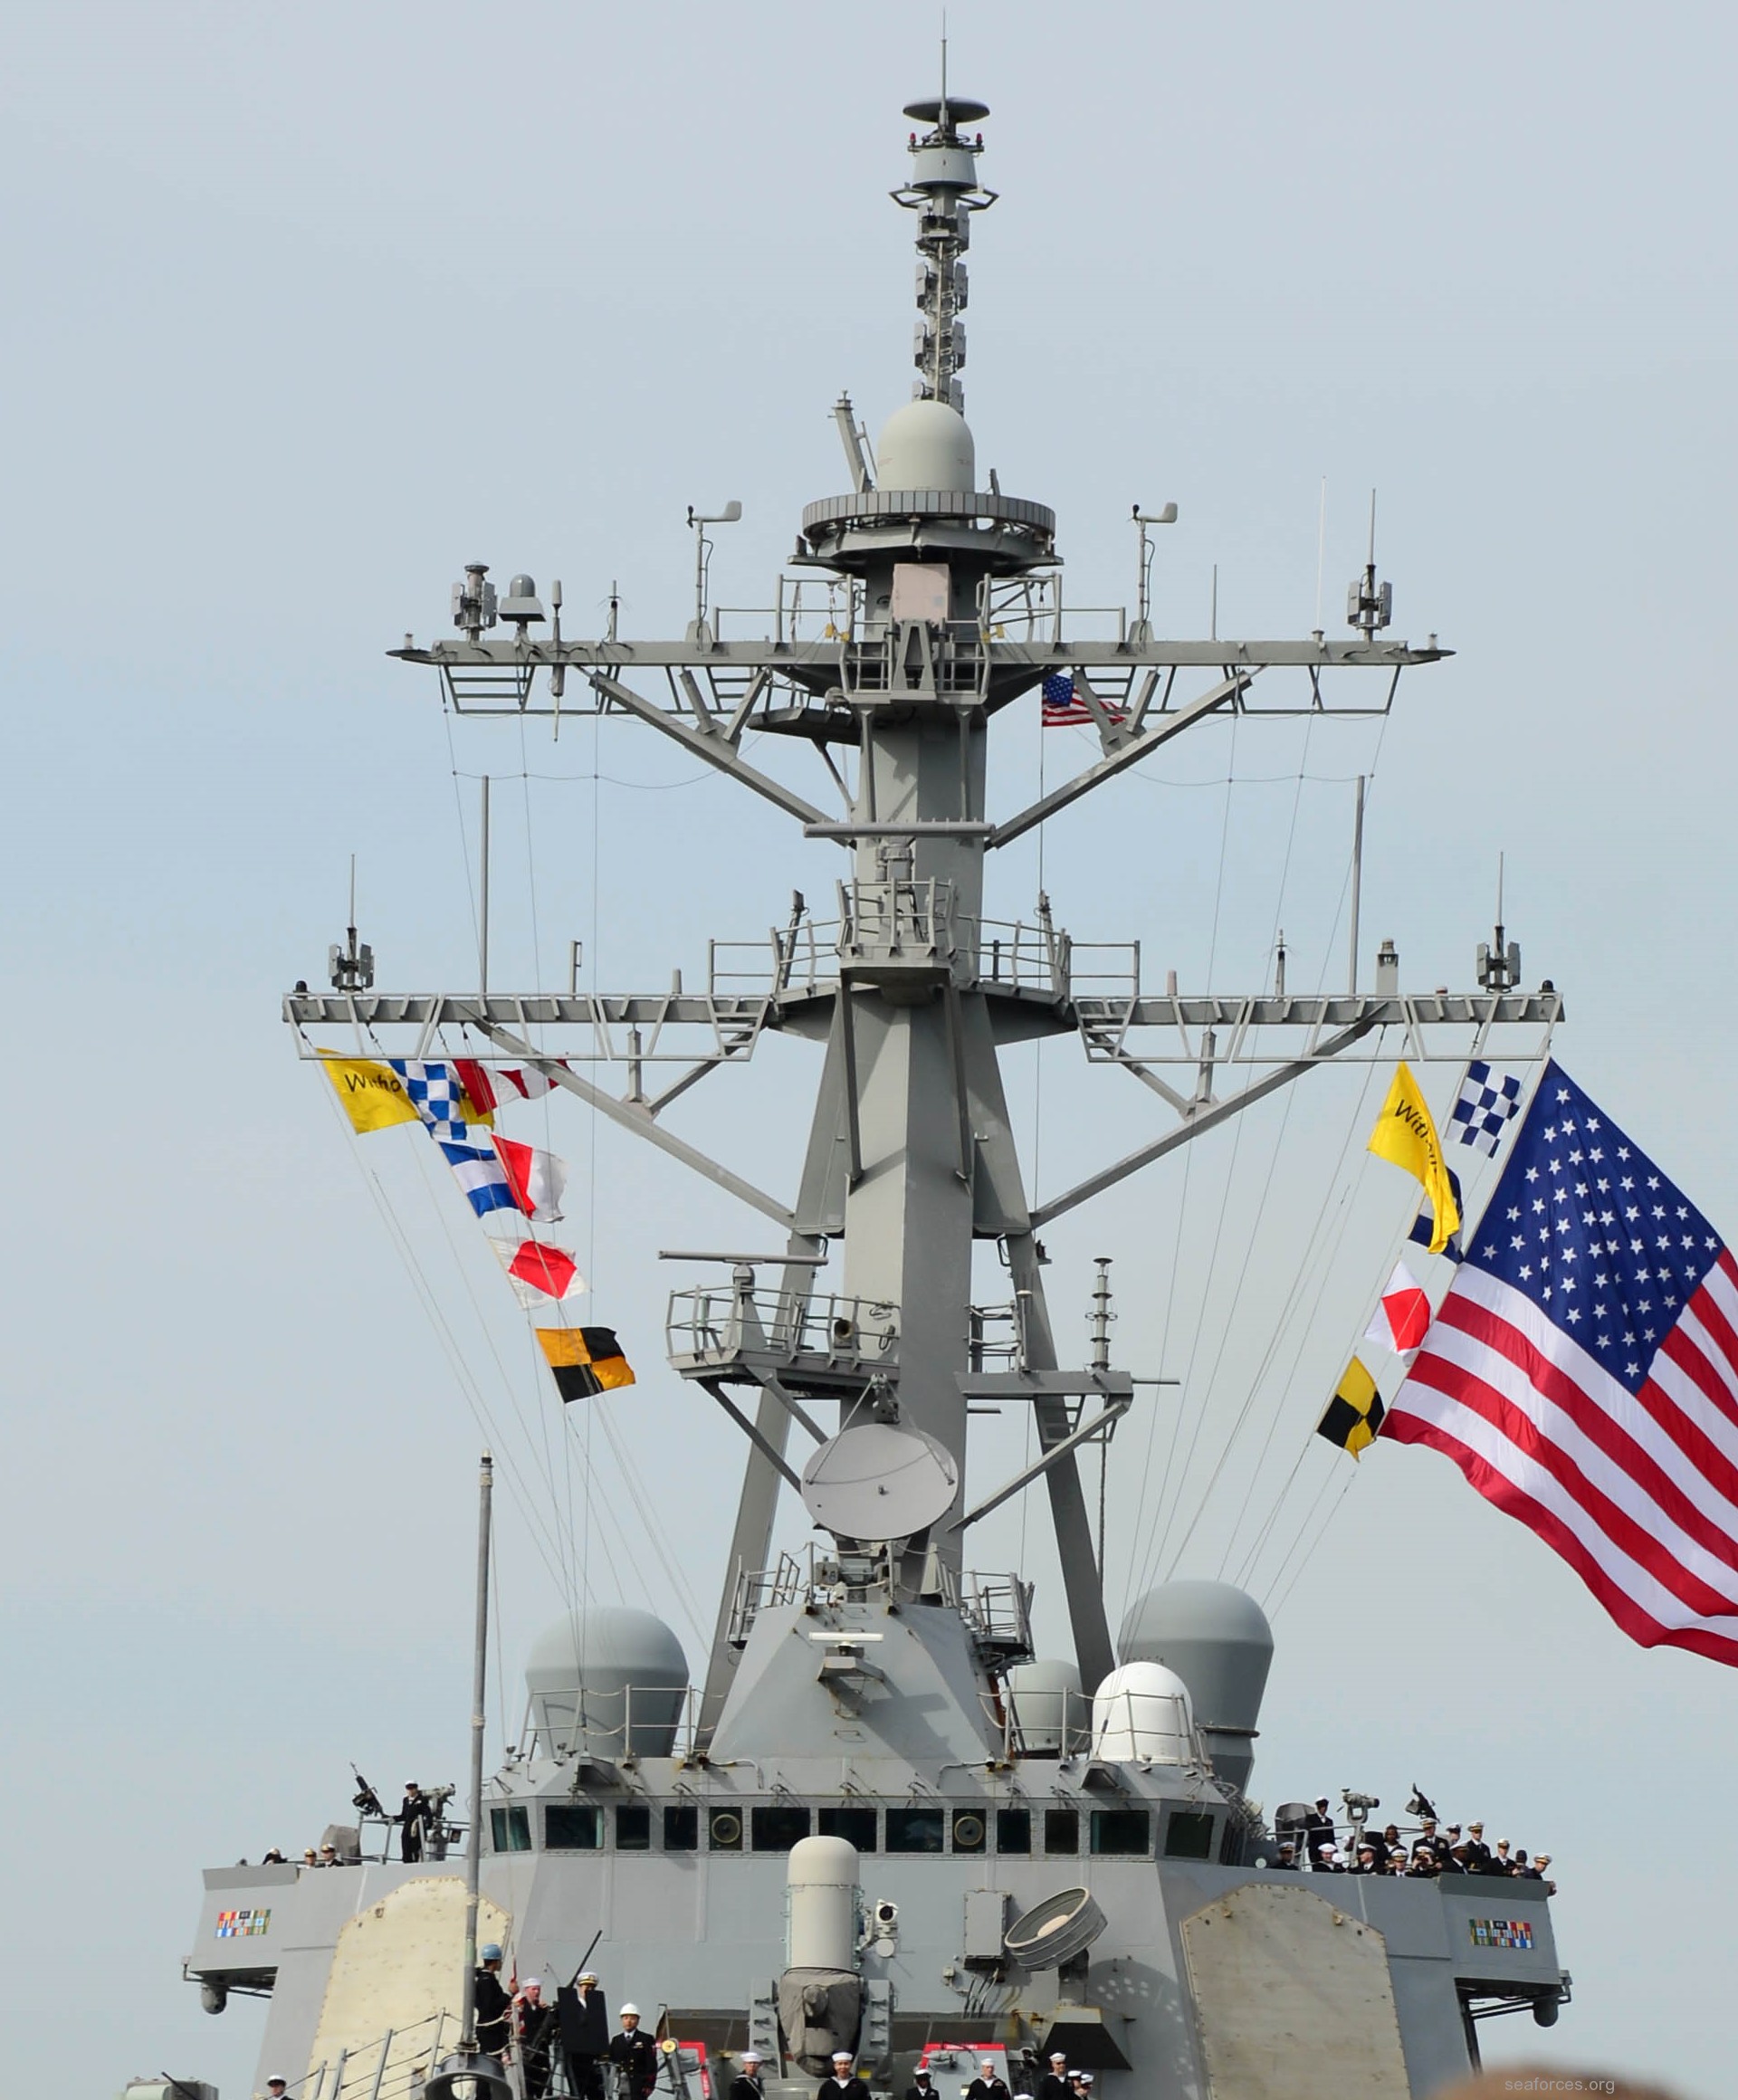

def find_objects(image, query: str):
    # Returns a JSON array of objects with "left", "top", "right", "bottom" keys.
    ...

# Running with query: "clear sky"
[{"left": 3, "top": 3, "right": 1734, "bottom": 2096}]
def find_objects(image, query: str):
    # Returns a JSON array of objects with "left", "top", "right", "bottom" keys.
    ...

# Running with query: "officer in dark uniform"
[
  {"left": 731, "top": 2049, "right": 768, "bottom": 2100},
  {"left": 818, "top": 2051, "right": 858, "bottom": 2100},
  {"left": 902, "top": 2068, "right": 938, "bottom": 2100},
  {"left": 474, "top": 1942, "right": 511, "bottom": 2060},
  {"left": 397, "top": 1782, "right": 429, "bottom": 1864},
  {"left": 1036, "top": 2054, "right": 1072, "bottom": 2100},
  {"left": 559, "top": 1971, "right": 611, "bottom": 2100},
  {"left": 1302, "top": 1798, "right": 1334, "bottom": 1862},
  {"left": 607, "top": 2006, "right": 659, "bottom": 2100},
  {"left": 966, "top": 2058, "right": 1012, "bottom": 2100}
]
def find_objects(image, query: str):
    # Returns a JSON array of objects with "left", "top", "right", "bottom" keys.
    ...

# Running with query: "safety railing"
[
  {"left": 960, "top": 1572, "right": 1035, "bottom": 1664},
  {"left": 707, "top": 912, "right": 1139, "bottom": 1003},
  {"left": 666, "top": 1285, "right": 899, "bottom": 1374},
  {"left": 517, "top": 1681, "right": 702, "bottom": 1763}
]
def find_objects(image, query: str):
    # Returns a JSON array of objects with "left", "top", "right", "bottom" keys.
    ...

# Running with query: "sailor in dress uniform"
[
  {"left": 966, "top": 2059, "right": 1012, "bottom": 2100},
  {"left": 817, "top": 2051, "right": 858, "bottom": 2100},
  {"left": 731, "top": 2049, "right": 767, "bottom": 2100}
]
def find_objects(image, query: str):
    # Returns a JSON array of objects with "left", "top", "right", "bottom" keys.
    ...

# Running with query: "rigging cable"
[
  {"left": 312, "top": 1075, "right": 580, "bottom": 1599},
  {"left": 1147, "top": 717, "right": 1321, "bottom": 1581},
  {"left": 1122, "top": 712, "right": 1241, "bottom": 1599}
]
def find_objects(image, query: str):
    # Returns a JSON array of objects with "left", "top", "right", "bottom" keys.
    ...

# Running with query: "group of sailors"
[
  {"left": 473, "top": 1955, "right": 655, "bottom": 2100},
  {"left": 1280, "top": 1798, "right": 1556, "bottom": 1891},
  {"left": 459, "top": 1960, "right": 1102, "bottom": 2100},
  {"left": 818, "top": 2048, "right": 1096, "bottom": 2100}
]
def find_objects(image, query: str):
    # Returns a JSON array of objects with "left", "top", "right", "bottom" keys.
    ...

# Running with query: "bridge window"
[
  {"left": 489, "top": 1806, "right": 530, "bottom": 1855},
  {"left": 664, "top": 1806, "right": 699, "bottom": 1851},
  {"left": 1090, "top": 1809, "right": 1151, "bottom": 1857},
  {"left": 546, "top": 1804, "right": 603, "bottom": 1850},
  {"left": 1044, "top": 1809, "right": 1080, "bottom": 1857},
  {"left": 751, "top": 1805, "right": 812, "bottom": 1852},
  {"left": 818, "top": 1807, "right": 878, "bottom": 1852},
  {"left": 616, "top": 1805, "right": 652, "bottom": 1851},
  {"left": 1163, "top": 1811, "right": 1217, "bottom": 1861},
  {"left": 996, "top": 1808, "right": 1032, "bottom": 1855},
  {"left": 886, "top": 1806, "right": 946, "bottom": 1853}
]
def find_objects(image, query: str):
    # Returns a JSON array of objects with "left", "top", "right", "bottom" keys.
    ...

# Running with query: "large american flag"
[{"left": 1387, "top": 1060, "right": 1738, "bottom": 1665}]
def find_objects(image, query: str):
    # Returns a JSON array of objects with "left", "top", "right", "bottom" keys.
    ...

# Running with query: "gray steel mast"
[{"left": 291, "top": 88, "right": 1559, "bottom": 1742}]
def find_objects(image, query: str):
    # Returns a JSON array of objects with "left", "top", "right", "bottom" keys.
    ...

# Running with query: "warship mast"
[
  {"left": 235, "top": 83, "right": 1571, "bottom": 2100},
  {"left": 315, "top": 85, "right": 1554, "bottom": 1728}
]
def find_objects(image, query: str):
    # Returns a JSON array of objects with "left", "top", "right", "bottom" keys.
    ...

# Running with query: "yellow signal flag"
[
  {"left": 535, "top": 1324, "right": 636, "bottom": 1402},
  {"left": 1368, "top": 1062, "right": 1460, "bottom": 1254},
  {"left": 1317, "top": 1355, "right": 1387, "bottom": 1459},
  {"left": 320, "top": 1052, "right": 422, "bottom": 1134}
]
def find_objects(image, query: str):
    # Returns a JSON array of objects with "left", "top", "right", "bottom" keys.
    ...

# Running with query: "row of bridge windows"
[{"left": 489, "top": 1800, "right": 1220, "bottom": 1862}]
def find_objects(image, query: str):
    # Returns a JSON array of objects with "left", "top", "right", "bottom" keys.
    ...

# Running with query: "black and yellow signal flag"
[
  {"left": 536, "top": 1325, "right": 636, "bottom": 1401},
  {"left": 1316, "top": 1355, "right": 1387, "bottom": 1459}
]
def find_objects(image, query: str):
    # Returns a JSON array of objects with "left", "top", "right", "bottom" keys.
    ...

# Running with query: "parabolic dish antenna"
[{"left": 799, "top": 1423, "right": 960, "bottom": 1541}]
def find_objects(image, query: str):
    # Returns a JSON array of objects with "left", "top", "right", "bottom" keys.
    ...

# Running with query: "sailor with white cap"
[
  {"left": 515, "top": 1979, "right": 559, "bottom": 2100},
  {"left": 263, "top": 2080, "right": 288, "bottom": 2098},
  {"left": 817, "top": 2049, "right": 858, "bottom": 2100},
  {"left": 731, "top": 2050, "right": 767, "bottom": 2100},
  {"left": 966, "top": 2057, "right": 1011, "bottom": 2100},
  {"left": 902, "top": 2064, "right": 937, "bottom": 2100},
  {"left": 559, "top": 1968, "right": 610, "bottom": 2099},
  {"left": 1036, "top": 2052, "right": 1072, "bottom": 2100},
  {"left": 607, "top": 2000, "right": 658, "bottom": 2099}
]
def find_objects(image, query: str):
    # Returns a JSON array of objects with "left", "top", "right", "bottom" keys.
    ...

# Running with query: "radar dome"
[
  {"left": 1118, "top": 1580, "right": 1274, "bottom": 1792},
  {"left": 525, "top": 1604, "right": 689, "bottom": 1760},
  {"left": 875, "top": 399, "right": 976, "bottom": 493},
  {"left": 1005, "top": 1656, "right": 1082, "bottom": 1755},
  {"left": 1091, "top": 1660, "right": 1196, "bottom": 1766}
]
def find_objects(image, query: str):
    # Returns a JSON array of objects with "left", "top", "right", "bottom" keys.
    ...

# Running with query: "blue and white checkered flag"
[
  {"left": 1447, "top": 1059, "right": 1522, "bottom": 1157},
  {"left": 388, "top": 1059, "right": 473, "bottom": 1142}
]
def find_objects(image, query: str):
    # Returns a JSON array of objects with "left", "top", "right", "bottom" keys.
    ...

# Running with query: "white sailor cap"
[
  {"left": 621, "top": 2005, "right": 640, "bottom": 2019},
  {"left": 741, "top": 2052, "right": 762, "bottom": 2064}
]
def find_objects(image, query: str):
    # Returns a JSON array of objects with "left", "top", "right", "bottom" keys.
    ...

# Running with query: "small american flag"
[
  {"left": 1388, "top": 1060, "right": 1738, "bottom": 1666},
  {"left": 1041, "top": 673, "right": 1093, "bottom": 725}
]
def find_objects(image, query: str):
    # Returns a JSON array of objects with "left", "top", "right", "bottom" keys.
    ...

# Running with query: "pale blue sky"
[{"left": 3, "top": 3, "right": 1734, "bottom": 2095}]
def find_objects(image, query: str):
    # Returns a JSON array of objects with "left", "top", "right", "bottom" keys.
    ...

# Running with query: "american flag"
[
  {"left": 1041, "top": 673, "right": 1093, "bottom": 725},
  {"left": 1387, "top": 1061, "right": 1738, "bottom": 1664}
]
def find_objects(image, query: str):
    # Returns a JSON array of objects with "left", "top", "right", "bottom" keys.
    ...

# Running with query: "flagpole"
[
  {"left": 1348, "top": 775, "right": 1365, "bottom": 995},
  {"left": 479, "top": 776, "right": 492, "bottom": 1002},
  {"left": 459, "top": 1451, "right": 492, "bottom": 2053}
]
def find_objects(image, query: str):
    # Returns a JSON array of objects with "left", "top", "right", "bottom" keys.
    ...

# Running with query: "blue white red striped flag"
[
  {"left": 440, "top": 1141, "right": 521, "bottom": 1218},
  {"left": 1386, "top": 1060, "right": 1738, "bottom": 1666}
]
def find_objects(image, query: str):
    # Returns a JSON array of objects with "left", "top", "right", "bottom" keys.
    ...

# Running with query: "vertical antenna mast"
[
  {"left": 898, "top": 60, "right": 993, "bottom": 414},
  {"left": 1349, "top": 776, "right": 1366, "bottom": 995}
]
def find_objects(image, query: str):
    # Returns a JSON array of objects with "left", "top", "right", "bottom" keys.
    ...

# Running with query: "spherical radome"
[{"left": 875, "top": 399, "right": 977, "bottom": 493}]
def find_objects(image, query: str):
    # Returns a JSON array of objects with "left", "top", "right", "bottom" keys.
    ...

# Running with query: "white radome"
[
  {"left": 874, "top": 398, "right": 977, "bottom": 492},
  {"left": 1091, "top": 1659, "right": 1197, "bottom": 1765}
]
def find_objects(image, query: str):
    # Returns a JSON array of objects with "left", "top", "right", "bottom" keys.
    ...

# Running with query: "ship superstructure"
[{"left": 184, "top": 87, "right": 1569, "bottom": 2100}]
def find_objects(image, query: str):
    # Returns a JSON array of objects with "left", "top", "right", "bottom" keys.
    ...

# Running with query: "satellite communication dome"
[
  {"left": 1090, "top": 1660, "right": 1196, "bottom": 1766},
  {"left": 1005, "top": 1656, "right": 1082, "bottom": 1755},
  {"left": 1118, "top": 1579, "right": 1274, "bottom": 1791},
  {"left": 875, "top": 398, "right": 977, "bottom": 493},
  {"left": 524, "top": 1604, "right": 690, "bottom": 1759}
]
